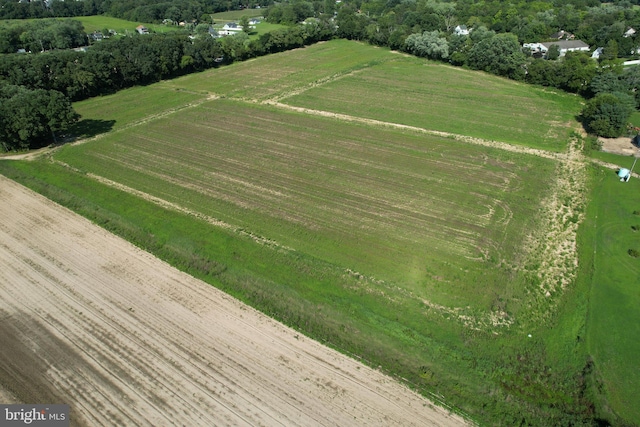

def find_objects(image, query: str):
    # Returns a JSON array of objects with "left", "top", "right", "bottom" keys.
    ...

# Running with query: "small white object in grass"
[{"left": 527, "top": 334, "right": 532, "bottom": 338}]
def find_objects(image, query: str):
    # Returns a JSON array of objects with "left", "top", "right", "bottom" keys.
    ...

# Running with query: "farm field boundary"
[{"left": 1, "top": 40, "right": 627, "bottom": 425}]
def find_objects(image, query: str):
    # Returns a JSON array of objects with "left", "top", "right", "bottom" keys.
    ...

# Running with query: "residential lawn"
[
  {"left": 630, "top": 111, "right": 640, "bottom": 127},
  {"left": 283, "top": 58, "right": 582, "bottom": 151},
  {"left": 71, "top": 15, "right": 183, "bottom": 34},
  {"left": 250, "top": 21, "right": 288, "bottom": 39},
  {"left": 584, "top": 166, "right": 640, "bottom": 424}
]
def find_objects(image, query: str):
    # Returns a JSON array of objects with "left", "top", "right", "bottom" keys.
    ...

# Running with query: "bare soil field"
[{"left": 0, "top": 175, "right": 468, "bottom": 427}]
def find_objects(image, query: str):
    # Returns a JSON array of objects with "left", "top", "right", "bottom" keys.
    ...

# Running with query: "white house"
[
  {"left": 218, "top": 22, "right": 243, "bottom": 36},
  {"left": 624, "top": 28, "right": 636, "bottom": 38},
  {"left": 540, "top": 40, "right": 590, "bottom": 57},
  {"left": 523, "top": 42, "right": 548, "bottom": 54},
  {"left": 591, "top": 47, "right": 603, "bottom": 59},
  {"left": 454, "top": 25, "right": 469, "bottom": 36}
]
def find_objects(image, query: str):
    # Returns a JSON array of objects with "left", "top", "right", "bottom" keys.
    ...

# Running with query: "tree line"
[
  {"left": 0, "top": 0, "right": 273, "bottom": 21},
  {"left": 0, "top": 22, "right": 334, "bottom": 151},
  {"left": 0, "top": 19, "right": 87, "bottom": 54},
  {"left": 2, "top": 0, "right": 640, "bottom": 151},
  {"left": 0, "top": 84, "right": 78, "bottom": 151}
]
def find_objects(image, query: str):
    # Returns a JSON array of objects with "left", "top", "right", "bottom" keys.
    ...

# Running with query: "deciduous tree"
[{"left": 581, "top": 92, "right": 634, "bottom": 137}]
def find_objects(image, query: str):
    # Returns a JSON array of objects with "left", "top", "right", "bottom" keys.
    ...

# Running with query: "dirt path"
[{"left": 0, "top": 175, "right": 470, "bottom": 427}]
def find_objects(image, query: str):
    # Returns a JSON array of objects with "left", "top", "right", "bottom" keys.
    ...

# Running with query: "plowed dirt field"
[{"left": 0, "top": 175, "right": 468, "bottom": 426}]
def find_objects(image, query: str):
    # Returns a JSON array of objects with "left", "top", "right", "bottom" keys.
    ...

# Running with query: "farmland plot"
[
  {"left": 2, "top": 39, "right": 601, "bottom": 425},
  {"left": 282, "top": 59, "right": 580, "bottom": 151},
  {"left": 71, "top": 85, "right": 206, "bottom": 133},
  {"left": 57, "top": 98, "right": 554, "bottom": 312},
  {"left": 160, "top": 39, "right": 396, "bottom": 101},
  {"left": 0, "top": 175, "right": 469, "bottom": 427}
]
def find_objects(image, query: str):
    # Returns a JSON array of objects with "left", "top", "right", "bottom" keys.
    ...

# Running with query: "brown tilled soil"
[
  {"left": 0, "top": 175, "right": 469, "bottom": 427},
  {"left": 599, "top": 136, "right": 640, "bottom": 156}
]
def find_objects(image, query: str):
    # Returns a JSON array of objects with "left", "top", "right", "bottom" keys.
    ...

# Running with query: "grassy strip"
[
  {"left": 0, "top": 159, "right": 602, "bottom": 425},
  {"left": 583, "top": 164, "right": 640, "bottom": 424},
  {"left": 588, "top": 149, "right": 638, "bottom": 166},
  {"left": 210, "top": 10, "right": 264, "bottom": 21}
]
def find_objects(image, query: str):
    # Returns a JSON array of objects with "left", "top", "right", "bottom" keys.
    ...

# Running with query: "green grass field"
[
  {"left": 69, "top": 85, "right": 206, "bottom": 134},
  {"left": 283, "top": 59, "right": 582, "bottom": 151},
  {"left": 1, "top": 39, "right": 635, "bottom": 426},
  {"left": 210, "top": 9, "right": 264, "bottom": 21},
  {"left": 56, "top": 98, "right": 554, "bottom": 313},
  {"left": 77, "top": 15, "right": 183, "bottom": 34},
  {"left": 163, "top": 40, "right": 581, "bottom": 151},
  {"left": 584, "top": 167, "right": 640, "bottom": 424},
  {"left": 160, "top": 39, "right": 395, "bottom": 100}
]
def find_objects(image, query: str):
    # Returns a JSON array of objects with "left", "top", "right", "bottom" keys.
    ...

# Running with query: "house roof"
[
  {"left": 550, "top": 30, "right": 574, "bottom": 40},
  {"left": 541, "top": 40, "right": 589, "bottom": 50}
]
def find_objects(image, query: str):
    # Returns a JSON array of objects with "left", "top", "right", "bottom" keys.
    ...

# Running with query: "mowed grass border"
[
  {"left": 582, "top": 165, "right": 640, "bottom": 424},
  {"left": 0, "top": 158, "right": 601, "bottom": 425}
]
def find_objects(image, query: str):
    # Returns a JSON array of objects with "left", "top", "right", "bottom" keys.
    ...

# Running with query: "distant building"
[
  {"left": 523, "top": 42, "right": 547, "bottom": 55},
  {"left": 591, "top": 47, "right": 603, "bottom": 59},
  {"left": 540, "top": 40, "right": 590, "bottom": 57},
  {"left": 218, "top": 22, "right": 242, "bottom": 36},
  {"left": 136, "top": 25, "right": 149, "bottom": 35},
  {"left": 454, "top": 25, "right": 469, "bottom": 36},
  {"left": 624, "top": 28, "right": 636, "bottom": 38},
  {"left": 550, "top": 30, "right": 575, "bottom": 40},
  {"left": 88, "top": 31, "right": 104, "bottom": 41}
]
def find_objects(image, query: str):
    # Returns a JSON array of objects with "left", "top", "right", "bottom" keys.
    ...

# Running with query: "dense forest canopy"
[{"left": 0, "top": 0, "right": 274, "bottom": 20}]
